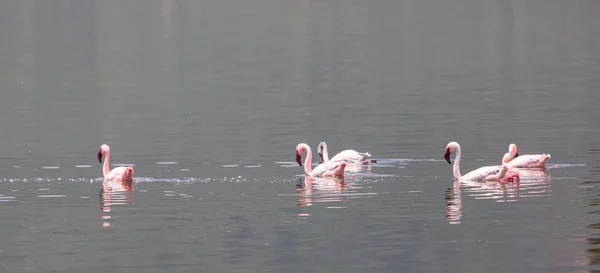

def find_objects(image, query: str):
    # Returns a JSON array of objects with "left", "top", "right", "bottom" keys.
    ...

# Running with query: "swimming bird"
[
  {"left": 98, "top": 144, "right": 134, "bottom": 190},
  {"left": 317, "top": 141, "right": 375, "bottom": 164},
  {"left": 444, "top": 141, "right": 519, "bottom": 182},
  {"left": 501, "top": 143, "right": 551, "bottom": 169},
  {"left": 296, "top": 143, "right": 347, "bottom": 178}
]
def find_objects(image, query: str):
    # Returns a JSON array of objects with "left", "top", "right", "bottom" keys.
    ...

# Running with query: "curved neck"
[
  {"left": 502, "top": 153, "right": 511, "bottom": 164},
  {"left": 103, "top": 151, "right": 111, "bottom": 177},
  {"left": 453, "top": 146, "right": 462, "bottom": 179},
  {"left": 302, "top": 144, "right": 313, "bottom": 175},
  {"left": 322, "top": 146, "right": 330, "bottom": 161},
  {"left": 502, "top": 145, "right": 517, "bottom": 164}
]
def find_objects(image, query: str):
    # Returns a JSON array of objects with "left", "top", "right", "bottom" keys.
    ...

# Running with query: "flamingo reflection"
[
  {"left": 296, "top": 175, "right": 347, "bottom": 212},
  {"left": 99, "top": 183, "right": 135, "bottom": 227},
  {"left": 445, "top": 181, "right": 463, "bottom": 224}
]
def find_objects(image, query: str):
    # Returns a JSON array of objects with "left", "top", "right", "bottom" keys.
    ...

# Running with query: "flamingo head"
[
  {"left": 502, "top": 144, "right": 519, "bottom": 164},
  {"left": 295, "top": 144, "right": 305, "bottom": 166},
  {"left": 98, "top": 144, "right": 110, "bottom": 163},
  {"left": 317, "top": 142, "right": 327, "bottom": 161},
  {"left": 510, "top": 143, "right": 519, "bottom": 158},
  {"left": 444, "top": 142, "right": 459, "bottom": 164}
]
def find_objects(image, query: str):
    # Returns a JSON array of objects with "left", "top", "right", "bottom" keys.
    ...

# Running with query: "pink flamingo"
[
  {"left": 444, "top": 142, "right": 519, "bottom": 182},
  {"left": 317, "top": 141, "right": 376, "bottom": 164},
  {"left": 296, "top": 143, "right": 347, "bottom": 178},
  {"left": 501, "top": 143, "right": 551, "bottom": 168},
  {"left": 98, "top": 144, "right": 134, "bottom": 190}
]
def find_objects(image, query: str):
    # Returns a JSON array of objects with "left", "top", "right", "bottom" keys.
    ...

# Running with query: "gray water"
[{"left": 0, "top": 0, "right": 599, "bottom": 272}]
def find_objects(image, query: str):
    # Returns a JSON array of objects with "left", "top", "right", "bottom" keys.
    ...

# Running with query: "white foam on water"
[
  {"left": 156, "top": 161, "right": 178, "bottom": 165},
  {"left": 36, "top": 195, "right": 66, "bottom": 198},
  {"left": 112, "top": 163, "right": 135, "bottom": 167}
]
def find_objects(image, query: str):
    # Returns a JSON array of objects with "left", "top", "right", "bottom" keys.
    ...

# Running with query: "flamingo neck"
[
  {"left": 502, "top": 153, "right": 511, "bottom": 164},
  {"left": 322, "top": 146, "right": 330, "bottom": 162},
  {"left": 302, "top": 144, "right": 313, "bottom": 175},
  {"left": 502, "top": 145, "right": 517, "bottom": 164},
  {"left": 103, "top": 151, "right": 111, "bottom": 178},
  {"left": 453, "top": 146, "right": 462, "bottom": 179}
]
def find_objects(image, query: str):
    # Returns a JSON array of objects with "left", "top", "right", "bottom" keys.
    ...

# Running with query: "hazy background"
[{"left": 0, "top": 0, "right": 599, "bottom": 272}]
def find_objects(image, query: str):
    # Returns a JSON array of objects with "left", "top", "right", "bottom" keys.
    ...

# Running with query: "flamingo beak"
[
  {"left": 515, "top": 151, "right": 519, "bottom": 157},
  {"left": 97, "top": 151, "right": 103, "bottom": 163},
  {"left": 444, "top": 149, "right": 451, "bottom": 164},
  {"left": 296, "top": 152, "right": 302, "bottom": 166}
]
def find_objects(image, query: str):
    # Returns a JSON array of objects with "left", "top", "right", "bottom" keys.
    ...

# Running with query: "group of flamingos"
[{"left": 98, "top": 141, "right": 551, "bottom": 191}]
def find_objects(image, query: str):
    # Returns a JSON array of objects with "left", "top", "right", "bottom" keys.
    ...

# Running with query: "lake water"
[{"left": 0, "top": 0, "right": 599, "bottom": 272}]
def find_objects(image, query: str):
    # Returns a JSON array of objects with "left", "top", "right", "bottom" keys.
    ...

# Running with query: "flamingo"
[
  {"left": 317, "top": 141, "right": 376, "bottom": 164},
  {"left": 98, "top": 144, "right": 134, "bottom": 190},
  {"left": 501, "top": 143, "right": 551, "bottom": 169},
  {"left": 444, "top": 142, "right": 519, "bottom": 182},
  {"left": 296, "top": 143, "right": 347, "bottom": 178}
]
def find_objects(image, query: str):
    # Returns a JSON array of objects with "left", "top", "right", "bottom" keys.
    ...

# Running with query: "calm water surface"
[{"left": 0, "top": 0, "right": 600, "bottom": 272}]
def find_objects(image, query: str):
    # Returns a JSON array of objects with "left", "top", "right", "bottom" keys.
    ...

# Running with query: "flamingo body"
[
  {"left": 311, "top": 161, "right": 347, "bottom": 177},
  {"left": 317, "top": 141, "right": 374, "bottom": 164},
  {"left": 507, "top": 155, "right": 551, "bottom": 168},
  {"left": 104, "top": 166, "right": 134, "bottom": 184},
  {"left": 296, "top": 143, "right": 346, "bottom": 178},
  {"left": 460, "top": 165, "right": 509, "bottom": 182}
]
